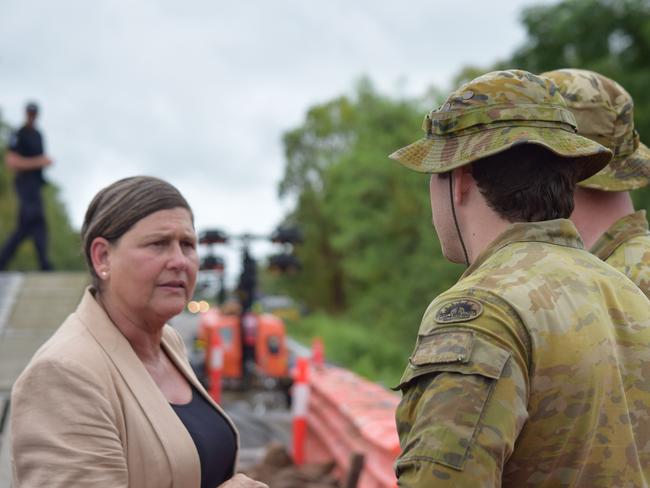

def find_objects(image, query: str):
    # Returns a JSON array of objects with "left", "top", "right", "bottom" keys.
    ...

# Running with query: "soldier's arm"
[
  {"left": 395, "top": 295, "right": 530, "bottom": 487},
  {"left": 5, "top": 151, "right": 52, "bottom": 171}
]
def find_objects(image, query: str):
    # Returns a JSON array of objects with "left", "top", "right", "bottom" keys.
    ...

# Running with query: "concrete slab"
[
  {"left": 0, "top": 272, "right": 88, "bottom": 391},
  {"left": 0, "top": 272, "right": 88, "bottom": 487}
]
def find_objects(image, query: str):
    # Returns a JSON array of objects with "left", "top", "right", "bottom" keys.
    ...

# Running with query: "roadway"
[{"left": 0, "top": 272, "right": 89, "bottom": 487}]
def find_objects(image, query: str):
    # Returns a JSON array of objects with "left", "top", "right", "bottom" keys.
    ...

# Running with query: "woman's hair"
[{"left": 81, "top": 176, "right": 193, "bottom": 288}]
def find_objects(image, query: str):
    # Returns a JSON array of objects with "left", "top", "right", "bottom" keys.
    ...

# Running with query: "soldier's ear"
[{"left": 452, "top": 166, "right": 475, "bottom": 206}]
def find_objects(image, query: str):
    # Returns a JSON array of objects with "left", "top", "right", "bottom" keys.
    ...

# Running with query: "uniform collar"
[
  {"left": 589, "top": 210, "right": 650, "bottom": 260},
  {"left": 461, "top": 219, "right": 584, "bottom": 279}
]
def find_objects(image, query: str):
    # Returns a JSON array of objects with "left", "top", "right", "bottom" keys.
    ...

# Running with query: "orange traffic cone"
[
  {"left": 208, "top": 326, "right": 223, "bottom": 403},
  {"left": 292, "top": 356, "right": 310, "bottom": 465},
  {"left": 311, "top": 337, "right": 325, "bottom": 368}
]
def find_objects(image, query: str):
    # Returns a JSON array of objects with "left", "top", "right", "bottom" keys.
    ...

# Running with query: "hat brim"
[
  {"left": 578, "top": 141, "right": 650, "bottom": 191},
  {"left": 389, "top": 125, "right": 612, "bottom": 181}
]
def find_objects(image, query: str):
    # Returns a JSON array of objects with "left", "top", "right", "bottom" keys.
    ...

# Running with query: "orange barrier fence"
[{"left": 303, "top": 364, "right": 400, "bottom": 488}]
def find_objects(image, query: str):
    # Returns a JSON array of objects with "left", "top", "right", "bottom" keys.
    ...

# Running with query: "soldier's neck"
[
  {"left": 571, "top": 187, "right": 635, "bottom": 250},
  {"left": 455, "top": 195, "right": 511, "bottom": 265}
]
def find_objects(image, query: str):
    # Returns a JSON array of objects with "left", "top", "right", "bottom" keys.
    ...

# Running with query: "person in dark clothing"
[
  {"left": 236, "top": 250, "right": 258, "bottom": 385},
  {"left": 0, "top": 102, "right": 53, "bottom": 270}
]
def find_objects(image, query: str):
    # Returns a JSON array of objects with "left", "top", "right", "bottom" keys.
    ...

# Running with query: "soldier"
[
  {"left": 543, "top": 68, "right": 650, "bottom": 297},
  {"left": 389, "top": 70, "right": 650, "bottom": 486}
]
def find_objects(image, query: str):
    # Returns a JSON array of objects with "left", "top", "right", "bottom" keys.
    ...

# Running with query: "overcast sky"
[{"left": 0, "top": 0, "right": 554, "bottom": 278}]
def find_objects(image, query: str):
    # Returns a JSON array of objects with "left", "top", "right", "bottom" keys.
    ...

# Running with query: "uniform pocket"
[{"left": 395, "top": 331, "right": 511, "bottom": 471}]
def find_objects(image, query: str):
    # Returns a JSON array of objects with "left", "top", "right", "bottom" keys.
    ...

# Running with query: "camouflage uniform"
[
  {"left": 590, "top": 210, "right": 650, "bottom": 298},
  {"left": 389, "top": 70, "right": 650, "bottom": 487},
  {"left": 543, "top": 69, "right": 650, "bottom": 298},
  {"left": 394, "top": 220, "right": 650, "bottom": 487}
]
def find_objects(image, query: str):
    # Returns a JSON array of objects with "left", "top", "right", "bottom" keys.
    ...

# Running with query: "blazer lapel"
[{"left": 75, "top": 289, "right": 201, "bottom": 488}]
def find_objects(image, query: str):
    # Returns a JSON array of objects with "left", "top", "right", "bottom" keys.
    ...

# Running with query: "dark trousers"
[{"left": 0, "top": 181, "right": 52, "bottom": 271}]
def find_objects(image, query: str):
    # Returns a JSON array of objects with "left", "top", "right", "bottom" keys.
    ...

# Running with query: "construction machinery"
[{"left": 192, "top": 225, "right": 302, "bottom": 397}]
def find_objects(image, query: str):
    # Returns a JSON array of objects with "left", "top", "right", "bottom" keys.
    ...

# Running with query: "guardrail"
[
  {"left": 198, "top": 308, "right": 401, "bottom": 487},
  {"left": 301, "top": 362, "right": 400, "bottom": 488}
]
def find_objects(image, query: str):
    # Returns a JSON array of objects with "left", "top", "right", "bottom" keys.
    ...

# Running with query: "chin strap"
[{"left": 449, "top": 173, "right": 470, "bottom": 267}]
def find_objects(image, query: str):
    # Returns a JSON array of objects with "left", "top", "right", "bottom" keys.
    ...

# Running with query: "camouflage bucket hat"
[
  {"left": 389, "top": 69, "right": 612, "bottom": 180},
  {"left": 542, "top": 68, "right": 650, "bottom": 191}
]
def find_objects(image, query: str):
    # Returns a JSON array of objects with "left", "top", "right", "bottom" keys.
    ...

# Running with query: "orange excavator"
[
  {"left": 193, "top": 227, "right": 301, "bottom": 397},
  {"left": 198, "top": 306, "right": 291, "bottom": 390}
]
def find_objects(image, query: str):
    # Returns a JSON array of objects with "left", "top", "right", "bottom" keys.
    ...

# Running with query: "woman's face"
[{"left": 100, "top": 207, "right": 199, "bottom": 326}]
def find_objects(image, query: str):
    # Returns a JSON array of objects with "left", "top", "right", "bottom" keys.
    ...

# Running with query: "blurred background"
[{"left": 2, "top": 0, "right": 649, "bottom": 385}]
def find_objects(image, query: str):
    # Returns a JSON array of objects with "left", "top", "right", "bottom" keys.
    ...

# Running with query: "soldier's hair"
[
  {"left": 81, "top": 176, "right": 193, "bottom": 290},
  {"left": 470, "top": 144, "right": 580, "bottom": 222}
]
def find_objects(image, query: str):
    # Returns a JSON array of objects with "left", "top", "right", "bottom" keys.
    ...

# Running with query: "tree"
[
  {"left": 455, "top": 0, "right": 650, "bottom": 210},
  {"left": 506, "top": 0, "right": 650, "bottom": 133},
  {"left": 274, "top": 0, "right": 650, "bottom": 381},
  {"left": 276, "top": 79, "right": 463, "bottom": 346}
]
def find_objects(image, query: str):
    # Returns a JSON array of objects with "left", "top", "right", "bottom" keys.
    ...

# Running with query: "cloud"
[{"left": 0, "top": 0, "right": 553, "bottom": 278}]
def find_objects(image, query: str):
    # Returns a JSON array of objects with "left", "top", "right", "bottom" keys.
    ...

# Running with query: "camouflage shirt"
[
  {"left": 395, "top": 219, "right": 650, "bottom": 487},
  {"left": 590, "top": 210, "right": 650, "bottom": 299}
]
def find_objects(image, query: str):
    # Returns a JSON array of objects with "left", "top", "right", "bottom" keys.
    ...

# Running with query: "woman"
[{"left": 11, "top": 176, "right": 267, "bottom": 488}]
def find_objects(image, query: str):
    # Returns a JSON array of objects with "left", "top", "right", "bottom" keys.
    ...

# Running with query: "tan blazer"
[{"left": 11, "top": 288, "right": 239, "bottom": 487}]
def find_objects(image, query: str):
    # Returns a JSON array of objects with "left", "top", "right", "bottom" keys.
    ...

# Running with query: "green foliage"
[
  {"left": 288, "top": 313, "right": 407, "bottom": 387},
  {"left": 0, "top": 121, "right": 84, "bottom": 271},
  {"left": 503, "top": 0, "right": 650, "bottom": 211},
  {"left": 272, "top": 0, "right": 650, "bottom": 380},
  {"left": 273, "top": 78, "right": 463, "bottom": 380},
  {"left": 43, "top": 184, "right": 86, "bottom": 270}
]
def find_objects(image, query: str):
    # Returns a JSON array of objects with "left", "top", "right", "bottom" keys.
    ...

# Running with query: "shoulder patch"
[{"left": 435, "top": 298, "right": 483, "bottom": 324}]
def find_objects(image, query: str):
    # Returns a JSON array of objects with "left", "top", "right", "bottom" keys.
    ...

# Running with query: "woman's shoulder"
[{"left": 19, "top": 311, "right": 112, "bottom": 385}]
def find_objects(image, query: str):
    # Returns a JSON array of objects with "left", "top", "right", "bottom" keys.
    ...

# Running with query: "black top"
[
  {"left": 9, "top": 125, "right": 46, "bottom": 186},
  {"left": 170, "top": 388, "right": 237, "bottom": 488},
  {"left": 10, "top": 126, "right": 44, "bottom": 157}
]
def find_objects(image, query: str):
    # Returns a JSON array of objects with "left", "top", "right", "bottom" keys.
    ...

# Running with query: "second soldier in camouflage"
[{"left": 543, "top": 68, "right": 650, "bottom": 298}]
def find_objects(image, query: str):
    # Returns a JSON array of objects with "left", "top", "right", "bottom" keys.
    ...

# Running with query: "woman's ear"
[{"left": 90, "top": 237, "right": 112, "bottom": 279}]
